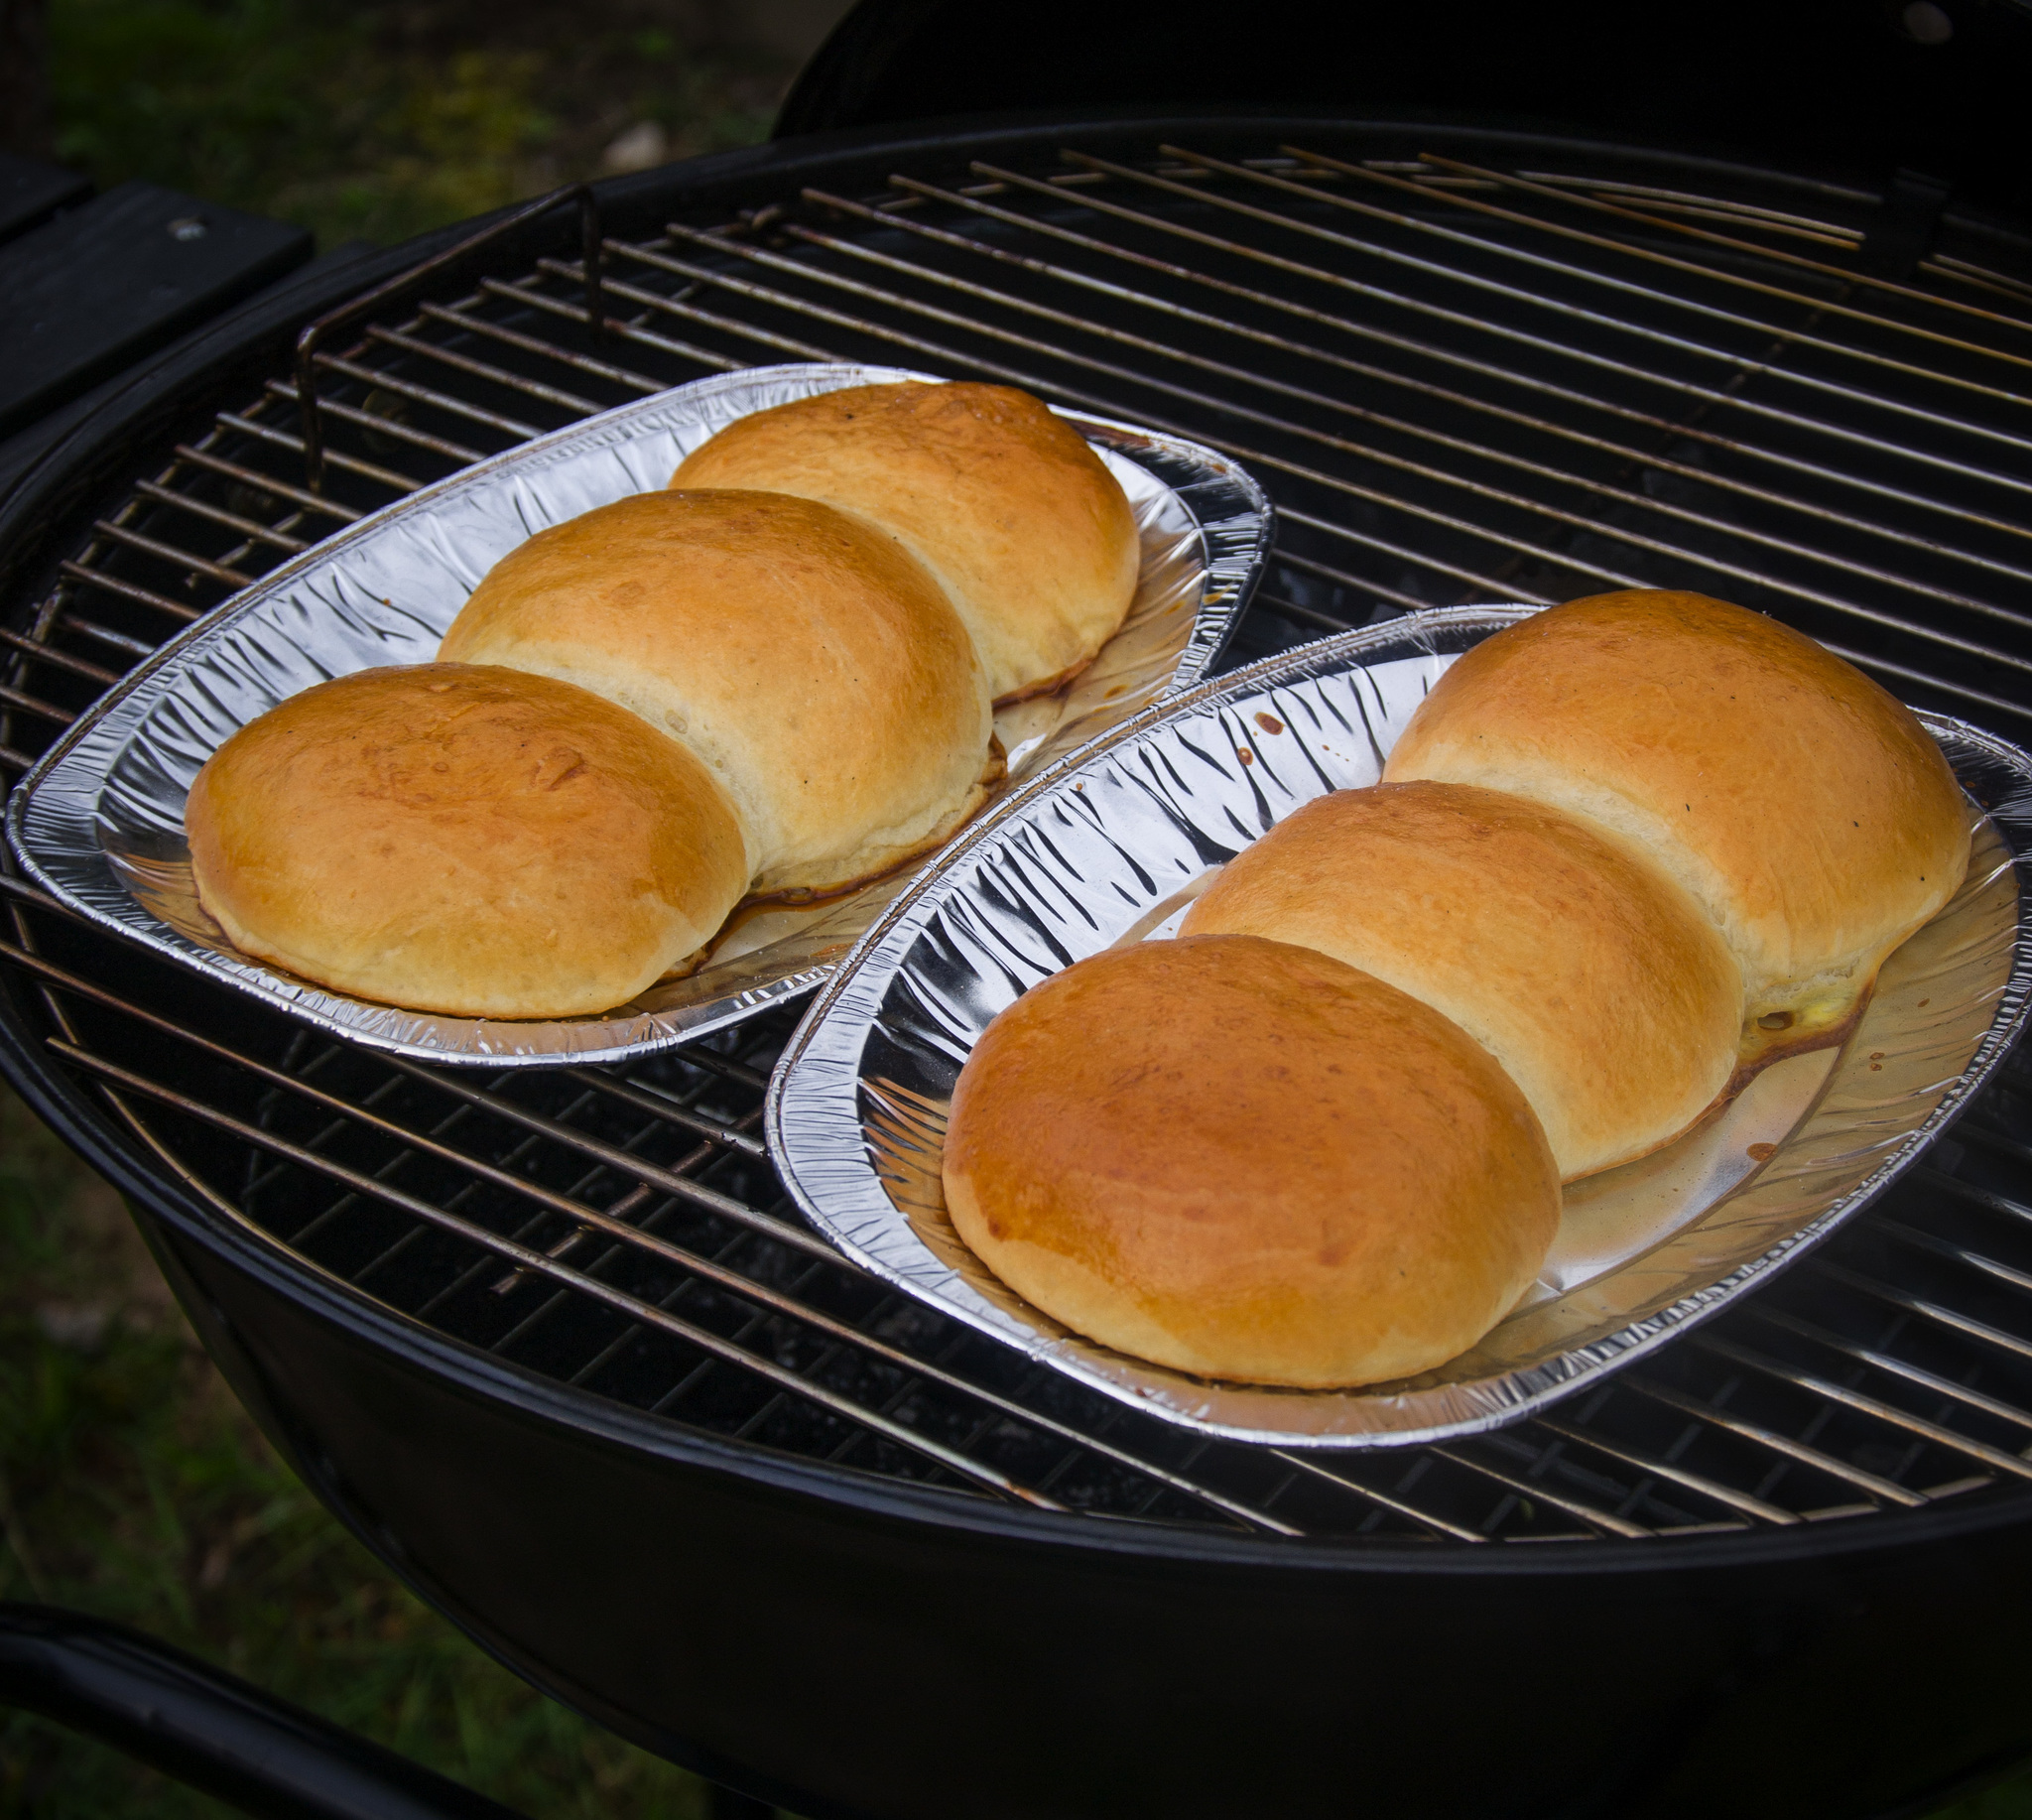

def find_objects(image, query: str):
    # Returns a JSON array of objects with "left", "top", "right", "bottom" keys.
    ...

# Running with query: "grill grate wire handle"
[
  {"left": 294, "top": 185, "right": 605, "bottom": 493},
  {"left": 0, "top": 1604, "right": 527, "bottom": 1820}
]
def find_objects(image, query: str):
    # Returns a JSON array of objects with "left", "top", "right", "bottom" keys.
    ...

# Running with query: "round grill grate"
[{"left": 6, "top": 127, "right": 2032, "bottom": 1548}]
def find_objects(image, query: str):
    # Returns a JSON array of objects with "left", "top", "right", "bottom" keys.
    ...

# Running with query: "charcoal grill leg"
[{"left": 0, "top": 1602, "right": 525, "bottom": 1818}]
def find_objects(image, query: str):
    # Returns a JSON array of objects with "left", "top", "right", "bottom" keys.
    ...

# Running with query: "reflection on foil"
[
  {"left": 769, "top": 606, "right": 2032, "bottom": 1448},
  {"left": 7, "top": 363, "right": 1271, "bottom": 1067}
]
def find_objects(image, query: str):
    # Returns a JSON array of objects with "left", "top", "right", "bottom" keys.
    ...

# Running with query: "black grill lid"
[{"left": 782, "top": 0, "right": 2032, "bottom": 221}]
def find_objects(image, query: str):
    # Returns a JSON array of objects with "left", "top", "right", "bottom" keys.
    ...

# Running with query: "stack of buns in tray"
[
  {"left": 943, "top": 590, "right": 1973, "bottom": 1388},
  {"left": 186, "top": 381, "right": 1139, "bottom": 1019}
]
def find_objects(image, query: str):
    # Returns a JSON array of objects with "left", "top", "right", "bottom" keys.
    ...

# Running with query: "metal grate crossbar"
[{"left": 7, "top": 132, "right": 2032, "bottom": 1545}]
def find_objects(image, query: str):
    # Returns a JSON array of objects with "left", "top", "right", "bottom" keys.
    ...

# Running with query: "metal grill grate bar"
[
  {"left": 1815, "top": 1261, "right": 2032, "bottom": 1366},
  {"left": 214, "top": 412, "right": 422, "bottom": 491},
  {"left": 168, "top": 445, "right": 365, "bottom": 521},
  {"left": 484, "top": 275, "right": 753, "bottom": 374},
  {"left": 1182, "top": 148, "right": 2032, "bottom": 425},
  {"left": 56, "top": 561, "right": 198, "bottom": 622},
  {"left": 858, "top": 178, "right": 2032, "bottom": 600},
  {"left": 310, "top": 353, "right": 548, "bottom": 442},
  {"left": 417, "top": 301, "right": 671, "bottom": 394},
  {"left": 1744, "top": 1306, "right": 2032, "bottom": 1445},
  {"left": 1530, "top": 1419, "right": 1802, "bottom": 1527},
  {"left": 1050, "top": 155, "right": 2032, "bottom": 504},
  {"left": 55, "top": 1036, "right": 1069, "bottom": 1510},
  {"left": 0, "top": 629, "right": 117, "bottom": 686},
  {"left": 1428, "top": 1446, "right": 1654, "bottom": 1539},
  {"left": 265, "top": 380, "right": 489, "bottom": 465},
  {"left": 952, "top": 168, "right": 2032, "bottom": 618},
  {"left": 87, "top": 519, "right": 257, "bottom": 588},
  {"left": 774, "top": 200, "right": 2032, "bottom": 639},
  {"left": 130, "top": 481, "right": 311, "bottom": 552},
  {"left": 365, "top": 1052, "right": 821, "bottom": 1249},
  {"left": 1626, "top": 1375, "right": 1926, "bottom": 1507},
  {"left": 1511, "top": 172, "right": 1865, "bottom": 246},
  {"left": 364, "top": 325, "right": 603, "bottom": 415},
  {"left": 554, "top": 227, "right": 2032, "bottom": 718},
  {"left": 1303, "top": 150, "right": 2032, "bottom": 382},
  {"left": 1692, "top": 1334, "right": 2032, "bottom": 1485},
  {"left": 1407, "top": 154, "right": 2032, "bottom": 352}
]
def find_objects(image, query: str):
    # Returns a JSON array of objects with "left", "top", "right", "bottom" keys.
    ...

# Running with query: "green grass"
[
  {"left": 1951, "top": 1785, "right": 2032, "bottom": 1820},
  {"left": 0, "top": 1085, "right": 717, "bottom": 1818},
  {"left": 46, "top": 0, "right": 794, "bottom": 251}
]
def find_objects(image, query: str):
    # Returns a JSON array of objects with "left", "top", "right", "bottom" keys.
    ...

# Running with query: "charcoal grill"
[{"left": 5, "top": 112, "right": 2032, "bottom": 1819}]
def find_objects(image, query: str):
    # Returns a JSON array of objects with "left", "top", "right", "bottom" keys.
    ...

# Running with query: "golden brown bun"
[
  {"left": 1181, "top": 783, "right": 1742, "bottom": 1180},
  {"left": 186, "top": 664, "right": 748, "bottom": 1018},
  {"left": 439, "top": 488, "right": 994, "bottom": 896},
  {"left": 942, "top": 934, "right": 1560, "bottom": 1387},
  {"left": 670, "top": 382, "right": 1139, "bottom": 704},
  {"left": 1383, "top": 590, "right": 1971, "bottom": 1049}
]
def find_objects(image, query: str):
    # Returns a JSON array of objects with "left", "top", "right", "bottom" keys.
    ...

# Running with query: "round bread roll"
[
  {"left": 186, "top": 664, "right": 748, "bottom": 1018},
  {"left": 669, "top": 381, "right": 1140, "bottom": 704},
  {"left": 1383, "top": 590, "right": 1971, "bottom": 1051},
  {"left": 1180, "top": 783, "right": 1743, "bottom": 1180},
  {"left": 942, "top": 934, "right": 1561, "bottom": 1388},
  {"left": 439, "top": 488, "right": 995, "bottom": 897}
]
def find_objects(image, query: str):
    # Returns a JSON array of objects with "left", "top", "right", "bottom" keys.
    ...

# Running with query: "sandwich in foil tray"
[
  {"left": 766, "top": 606, "right": 2032, "bottom": 1448},
  {"left": 5, "top": 363, "right": 1270, "bottom": 1066}
]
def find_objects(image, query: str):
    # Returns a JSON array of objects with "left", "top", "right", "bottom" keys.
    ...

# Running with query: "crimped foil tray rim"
[
  {"left": 4, "top": 362, "right": 1272, "bottom": 1068},
  {"left": 765, "top": 605, "right": 2032, "bottom": 1449}
]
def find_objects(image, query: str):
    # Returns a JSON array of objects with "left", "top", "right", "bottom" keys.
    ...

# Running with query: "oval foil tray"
[
  {"left": 4, "top": 363, "right": 1270, "bottom": 1067},
  {"left": 767, "top": 606, "right": 2032, "bottom": 1448}
]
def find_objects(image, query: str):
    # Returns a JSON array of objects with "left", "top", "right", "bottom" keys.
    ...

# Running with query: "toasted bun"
[
  {"left": 439, "top": 488, "right": 994, "bottom": 896},
  {"left": 186, "top": 664, "right": 748, "bottom": 1018},
  {"left": 1384, "top": 590, "right": 1971, "bottom": 1048},
  {"left": 942, "top": 934, "right": 1560, "bottom": 1387},
  {"left": 1181, "top": 783, "right": 1742, "bottom": 1180},
  {"left": 670, "top": 382, "right": 1139, "bottom": 704}
]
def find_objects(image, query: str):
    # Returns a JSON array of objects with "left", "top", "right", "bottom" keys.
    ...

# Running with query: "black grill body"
[
  {"left": 144, "top": 1222, "right": 2032, "bottom": 1820},
  {"left": 5, "top": 114, "right": 2032, "bottom": 1818}
]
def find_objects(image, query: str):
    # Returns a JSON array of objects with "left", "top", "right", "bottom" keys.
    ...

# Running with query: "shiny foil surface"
[
  {"left": 767, "top": 606, "right": 2032, "bottom": 1448},
  {"left": 6, "top": 364, "right": 1270, "bottom": 1066}
]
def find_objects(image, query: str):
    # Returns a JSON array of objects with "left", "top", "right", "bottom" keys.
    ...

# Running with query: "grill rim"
[{"left": 8, "top": 106, "right": 2032, "bottom": 1576}]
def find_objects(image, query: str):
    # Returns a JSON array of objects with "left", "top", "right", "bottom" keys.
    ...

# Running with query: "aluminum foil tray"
[
  {"left": 6, "top": 363, "right": 1270, "bottom": 1067},
  {"left": 767, "top": 606, "right": 2032, "bottom": 1448}
]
